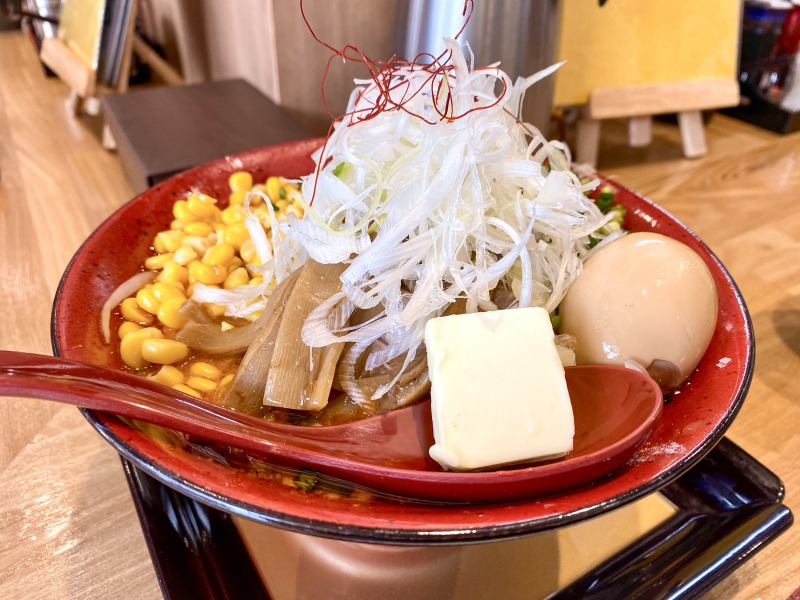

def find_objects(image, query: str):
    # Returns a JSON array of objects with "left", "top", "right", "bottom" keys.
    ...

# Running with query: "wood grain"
[
  {"left": 2, "top": 27, "right": 800, "bottom": 599},
  {"left": 593, "top": 105, "right": 800, "bottom": 600},
  {"left": 0, "top": 31, "right": 160, "bottom": 599}
]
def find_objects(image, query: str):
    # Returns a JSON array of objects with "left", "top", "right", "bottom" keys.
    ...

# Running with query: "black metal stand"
[{"left": 121, "top": 437, "right": 792, "bottom": 600}]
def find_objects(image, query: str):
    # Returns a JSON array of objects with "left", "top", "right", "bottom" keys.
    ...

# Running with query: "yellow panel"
[
  {"left": 57, "top": 0, "right": 108, "bottom": 69},
  {"left": 553, "top": 0, "right": 741, "bottom": 106}
]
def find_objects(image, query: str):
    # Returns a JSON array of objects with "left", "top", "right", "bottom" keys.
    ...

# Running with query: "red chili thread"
[{"left": 299, "top": 0, "right": 511, "bottom": 205}]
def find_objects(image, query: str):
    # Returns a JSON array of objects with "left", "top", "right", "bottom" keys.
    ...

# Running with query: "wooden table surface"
[{"left": 1, "top": 30, "right": 799, "bottom": 598}]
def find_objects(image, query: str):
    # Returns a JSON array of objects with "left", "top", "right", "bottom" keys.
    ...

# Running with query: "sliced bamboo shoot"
[
  {"left": 263, "top": 260, "right": 348, "bottom": 411},
  {"left": 222, "top": 269, "right": 302, "bottom": 415}
]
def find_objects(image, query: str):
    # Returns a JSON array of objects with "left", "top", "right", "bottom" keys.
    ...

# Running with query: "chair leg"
[
  {"left": 67, "top": 89, "right": 83, "bottom": 117},
  {"left": 678, "top": 110, "right": 707, "bottom": 158},
  {"left": 575, "top": 110, "right": 601, "bottom": 166},
  {"left": 628, "top": 116, "right": 652, "bottom": 147},
  {"left": 102, "top": 123, "right": 117, "bottom": 151}
]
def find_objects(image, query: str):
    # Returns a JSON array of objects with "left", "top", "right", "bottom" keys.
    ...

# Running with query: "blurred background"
[{"left": 10, "top": 0, "right": 799, "bottom": 171}]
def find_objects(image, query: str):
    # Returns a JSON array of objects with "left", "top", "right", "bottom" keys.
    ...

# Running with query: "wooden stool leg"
[
  {"left": 575, "top": 109, "right": 601, "bottom": 166},
  {"left": 102, "top": 123, "right": 117, "bottom": 150},
  {"left": 67, "top": 89, "right": 84, "bottom": 117},
  {"left": 678, "top": 110, "right": 707, "bottom": 158},
  {"left": 628, "top": 116, "right": 652, "bottom": 147},
  {"left": 84, "top": 96, "right": 101, "bottom": 117}
]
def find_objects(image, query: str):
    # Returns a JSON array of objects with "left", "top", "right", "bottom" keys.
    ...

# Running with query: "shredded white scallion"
[
  {"left": 101, "top": 271, "right": 156, "bottom": 343},
  {"left": 207, "top": 38, "right": 615, "bottom": 404}
]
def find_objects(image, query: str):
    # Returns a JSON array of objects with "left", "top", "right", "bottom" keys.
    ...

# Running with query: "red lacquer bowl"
[{"left": 51, "top": 139, "right": 752, "bottom": 544}]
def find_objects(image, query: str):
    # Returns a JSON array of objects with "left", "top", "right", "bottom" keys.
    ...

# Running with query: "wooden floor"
[{"left": 1, "top": 29, "right": 800, "bottom": 598}]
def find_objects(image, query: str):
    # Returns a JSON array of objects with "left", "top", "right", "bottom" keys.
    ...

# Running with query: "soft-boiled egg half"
[{"left": 559, "top": 232, "right": 718, "bottom": 391}]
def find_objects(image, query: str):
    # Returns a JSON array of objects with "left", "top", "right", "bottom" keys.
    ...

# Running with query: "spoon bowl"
[{"left": 0, "top": 350, "right": 662, "bottom": 502}]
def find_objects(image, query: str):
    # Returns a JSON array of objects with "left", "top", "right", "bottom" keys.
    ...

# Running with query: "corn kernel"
[
  {"left": 275, "top": 199, "right": 289, "bottom": 210},
  {"left": 170, "top": 219, "right": 184, "bottom": 231},
  {"left": 188, "top": 262, "right": 227, "bottom": 285},
  {"left": 157, "top": 279, "right": 187, "bottom": 295},
  {"left": 183, "top": 235, "right": 211, "bottom": 255},
  {"left": 135, "top": 287, "right": 160, "bottom": 315},
  {"left": 253, "top": 206, "right": 273, "bottom": 227},
  {"left": 120, "top": 327, "right": 164, "bottom": 369},
  {"left": 172, "top": 200, "right": 202, "bottom": 224},
  {"left": 224, "top": 222, "right": 250, "bottom": 249},
  {"left": 245, "top": 311, "right": 263, "bottom": 322},
  {"left": 120, "top": 297, "right": 154, "bottom": 325},
  {"left": 221, "top": 205, "right": 246, "bottom": 225},
  {"left": 144, "top": 253, "right": 174, "bottom": 270},
  {"left": 173, "top": 245, "right": 198, "bottom": 266},
  {"left": 224, "top": 267, "right": 250, "bottom": 289},
  {"left": 173, "top": 383, "right": 202, "bottom": 398},
  {"left": 229, "top": 171, "right": 253, "bottom": 192},
  {"left": 219, "top": 374, "right": 235, "bottom": 388},
  {"left": 185, "top": 376, "right": 218, "bottom": 393},
  {"left": 151, "top": 281, "right": 187, "bottom": 304},
  {"left": 227, "top": 256, "right": 245, "bottom": 271},
  {"left": 248, "top": 276, "right": 264, "bottom": 287},
  {"left": 159, "top": 261, "right": 189, "bottom": 284},
  {"left": 141, "top": 338, "right": 190, "bottom": 365},
  {"left": 240, "top": 240, "right": 257, "bottom": 264},
  {"left": 153, "top": 230, "right": 186, "bottom": 254},
  {"left": 266, "top": 176, "right": 282, "bottom": 202},
  {"left": 187, "top": 193, "right": 218, "bottom": 218},
  {"left": 117, "top": 321, "right": 142, "bottom": 339},
  {"left": 189, "top": 362, "right": 223, "bottom": 380},
  {"left": 228, "top": 188, "right": 249, "bottom": 206},
  {"left": 203, "top": 242, "right": 235, "bottom": 267},
  {"left": 205, "top": 302, "right": 227, "bottom": 317},
  {"left": 157, "top": 298, "right": 189, "bottom": 329},
  {"left": 183, "top": 221, "right": 214, "bottom": 237},
  {"left": 148, "top": 365, "right": 185, "bottom": 387}
]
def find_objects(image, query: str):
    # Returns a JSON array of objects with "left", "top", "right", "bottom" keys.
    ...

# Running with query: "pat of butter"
[{"left": 424, "top": 307, "right": 574, "bottom": 471}]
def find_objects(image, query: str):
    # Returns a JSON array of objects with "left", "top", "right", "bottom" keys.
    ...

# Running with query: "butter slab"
[{"left": 424, "top": 307, "right": 574, "bottom": 471}]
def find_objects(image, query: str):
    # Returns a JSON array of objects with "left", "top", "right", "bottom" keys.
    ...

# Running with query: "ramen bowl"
[{"left": 51, "top": 139, "right": 752, "bottom": 544}]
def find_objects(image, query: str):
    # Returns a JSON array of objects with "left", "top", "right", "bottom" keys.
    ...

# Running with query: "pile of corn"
[{"left": 115, "top": 172, "right": 303, "bottom": 400}]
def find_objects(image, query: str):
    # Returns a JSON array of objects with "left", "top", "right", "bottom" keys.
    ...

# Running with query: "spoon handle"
[{"left": 0, "top": 350, "right": 317, "bottom": 462}]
